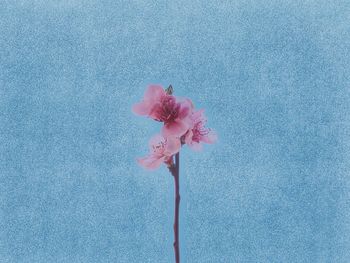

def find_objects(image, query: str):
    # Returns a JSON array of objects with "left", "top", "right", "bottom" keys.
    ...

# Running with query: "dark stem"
[{"left": 168, "top": 152, "right": 180, "bottom": 263}]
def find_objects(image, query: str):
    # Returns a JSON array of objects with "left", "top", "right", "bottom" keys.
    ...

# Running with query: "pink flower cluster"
[{"left": 132, "top": 85, "right": 217, "bottom": 170}]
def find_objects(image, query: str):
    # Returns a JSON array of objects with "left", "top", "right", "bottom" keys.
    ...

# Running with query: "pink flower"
[
  {"left": 137, "top": 134, "right": 181, "bottom": 170},
  {"left": 132, "top": 85, "right": 193, "bottom": 137},
  {"left": 184, "top": 109, "right": 217, "bottom": 151}
]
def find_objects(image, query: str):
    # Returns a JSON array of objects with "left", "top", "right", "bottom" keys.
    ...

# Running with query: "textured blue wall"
[{"left": 1, "top": 0, "right": 350, "bottom": 262}]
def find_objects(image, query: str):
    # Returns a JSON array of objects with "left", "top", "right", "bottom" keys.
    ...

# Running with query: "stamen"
[{"left": 152, "top": 141, "right": 166, "bottom": 152}]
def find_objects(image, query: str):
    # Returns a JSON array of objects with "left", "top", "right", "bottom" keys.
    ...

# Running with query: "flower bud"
[{"left": 165, "top": 85, "right": 173, "bottom": 95}]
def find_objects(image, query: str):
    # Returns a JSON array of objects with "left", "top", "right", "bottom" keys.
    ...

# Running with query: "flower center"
[
  {"left": 192, "top": 121, "right": 210, "bottom": 142},
  {"left": 152, "top": 140, "right": 166, "bottom": 154},
  {"left": 155, "top": 95, "right": 180, "bottom": 123}
]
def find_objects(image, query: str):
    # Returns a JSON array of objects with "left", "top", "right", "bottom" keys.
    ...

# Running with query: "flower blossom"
[
  {"left": 184, "top": 109, "right": 217, "bottom": 151},
  {"left": 137, "top": 134, "right": 181, "bottom": 170},
  {"left": 132, "top": 85, "right": 193, "bottom": 137}
]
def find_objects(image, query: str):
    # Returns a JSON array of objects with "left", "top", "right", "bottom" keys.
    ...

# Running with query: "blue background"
[{"left": 1, "top": 0, "right": 350, "bottom": 262}]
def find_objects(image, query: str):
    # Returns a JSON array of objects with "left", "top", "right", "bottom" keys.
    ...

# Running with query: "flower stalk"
[{"left": 168, "top": 152, "right": 180, "bottom": 263}]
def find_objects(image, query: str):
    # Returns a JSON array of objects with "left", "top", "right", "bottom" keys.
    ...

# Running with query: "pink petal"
[
  {"left": 132, "top": 102, "right": 151, "bottom": 116},
  {"left": 193, "top": 109, "right": 205, "bottom": 120},
  {"left": 178, "top": 98, "right": 193, "bottom": 119},
  {"left": 137, "top": 155, "right": 165, "bottom": 170},
  {"left": 148, "top": 134, "right": 165, "bottom": 153},
  {"left": 177, "top": 97, "right": 194, "bottom": 109},
  {"left": 144, "top": 85, "right": 166, "bottom": 103},
  {"left": 202, "top": 131, "right": 218, "bottom": 144},
  {"left": 133, "top": 85, "right": 165, "bottom": 117},
  {"left": 162, "top": 119, "right": 189, "bottom": 137},
  {"left": 183, "top": 115, "right": 194, "bottom": 129},
  {"left": 184, "top": 130, "right": 193, "bottom": 145},
  {"left": 148, "top": 101, "right": 162, "bottom": 120},
  {"left": 163, "top": 137, "right": 181, "bottom": 156},
  {"left": 188, "top": 141, "right": 203, "bottom": 151}
]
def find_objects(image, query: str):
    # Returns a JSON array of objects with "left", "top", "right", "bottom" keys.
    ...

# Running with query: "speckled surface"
[{"left": 1, "top": 0, "right": 350, "bottom": 262}]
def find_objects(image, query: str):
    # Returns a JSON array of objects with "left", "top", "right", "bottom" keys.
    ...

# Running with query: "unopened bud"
[{"left": 165, "top": 85, "right": 173, "bottom": 95}]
